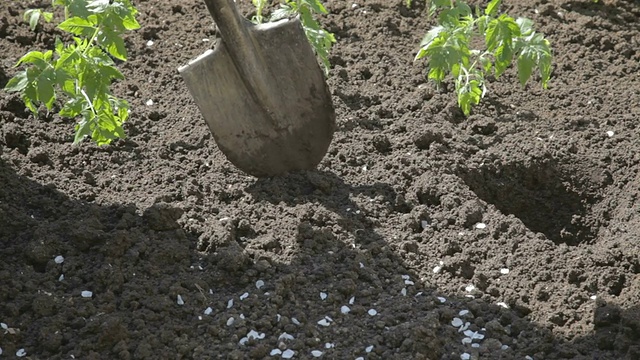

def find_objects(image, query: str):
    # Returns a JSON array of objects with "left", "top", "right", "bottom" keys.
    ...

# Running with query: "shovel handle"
[{"left": 203, "top": 0, "right": 275, "bottom": 115}]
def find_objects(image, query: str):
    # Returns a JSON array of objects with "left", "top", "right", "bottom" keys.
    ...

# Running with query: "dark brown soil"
[{"left": 1, "top": 0, "right": 640, "bottom": 359}]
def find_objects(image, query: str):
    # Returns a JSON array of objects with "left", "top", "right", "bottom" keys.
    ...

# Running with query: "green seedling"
[
  {"left": 415, "top": 0, "right": 552, "bottom": 115},
  {"left": 4, "top": 0, "right": 140, "bottom": 146},
  {"left": 253, "top": 0, "right": 335, "bottom": 76},
  {"left": 24, "top": 8, "right": 54, "bottom": 31}
]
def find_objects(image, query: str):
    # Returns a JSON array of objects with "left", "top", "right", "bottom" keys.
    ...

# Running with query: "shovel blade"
[{"left": 179, "top": 18, "right": 336, "bottom": 177}]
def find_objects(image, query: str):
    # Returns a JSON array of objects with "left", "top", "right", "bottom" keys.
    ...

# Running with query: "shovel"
[{"left": 178, "top": 0, "right": 336, "bottom": 177}]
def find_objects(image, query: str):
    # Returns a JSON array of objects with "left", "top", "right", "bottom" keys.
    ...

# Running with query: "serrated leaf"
[
  {"left": 36, "top": 67, "right": 57, "bottom": 110},
  {"left": 98, "top": 27, "right": 128, "bottom": 60},
  {"left": 457, "top": 79, "right": 483, "bottom": 116},
  {"left": 485, "top": 15, "right": 520, "bottom": 52},
  {"left": 485, "top": 0, "right": 501, "bottom": 16},
  {"left": 419, "top": 25, "right": 444, "bottom": 48},
  {"left": 87, "top": 0, "right": 110, "bottom": 13},
  {"left": 494, "top": 43, "right": 514, "bottom": 77},
  {"left": 58, "top": 16, "right": 97, "bottom": 37},
  {"left": 4, "top": 71, "right": 28, "bottom": 92},
  {"left": 516, "top": 17, "right": 534, "bottom": 36},
  {"left": 16, "top": 51, "right": 47, "bottom": 66},
  {"left": 517, "top": 52, "right": 535, "bottom": 86},
  {"left": 42, "top": 11, "right": 54, "bottom": 22},
  {"left": 302, "top": 0, "right": 327, "bottom": 14}
]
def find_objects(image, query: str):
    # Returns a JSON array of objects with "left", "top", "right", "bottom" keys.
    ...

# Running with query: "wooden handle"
[{"left": 202, "top": 0, "right": 276, "bottom": 120}]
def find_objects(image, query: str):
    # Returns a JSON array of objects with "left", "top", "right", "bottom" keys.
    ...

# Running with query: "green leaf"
[
  {"left": 485, "top": 0, "right": 501, "bottom": 16},
  {"left": 301, "top": 0, "right": 328, "bottom": 15},
  {"left": 4, "top": 71, "right": 28, "bottom": 92},
  {"left": 87, "top": 0, "right": 110, "bottom": 14},
  {"left": 36, "top": 67, "right": 57, "bottom": 110},
  {"left": 42, "top": 11, "right": 54, "bottom": 22},
  {"left": 485, "top": 15, "right": 520, "bottom": 52},
  {"left": 58, "top": 16, "right": 98, "bottom": 37},
  {"left": 516, "top": 17, "right": 534, "bottom": 36},
  {"left": 517, "top": 51, "right": 535, "bottom": 86},
  {"left": 24, "top": 9, "right": 41, "bottom": 31},
  {"left": 98, "top": 27, "right": 128, "bottom": 60},
  {"left": 457, "top": 79, "right": 483, "bottom": 116},
  {"left": 419, "top": 25, "right": 444, "bottom": 48}
]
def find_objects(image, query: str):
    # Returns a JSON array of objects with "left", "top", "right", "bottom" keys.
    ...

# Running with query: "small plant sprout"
[
  {"left": 24, "top": 8, "right": 54, "bottom": 31},
  {"left": 415, "top": 0, "right": 552, "bottom": 115},
  {"left": 4, "top": 0, "right": 140, "bottom": 145}
]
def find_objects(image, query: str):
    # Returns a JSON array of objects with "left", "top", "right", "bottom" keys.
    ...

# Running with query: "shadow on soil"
[{"left": 0, "top": 160, "right": 637, "bottom": 358}]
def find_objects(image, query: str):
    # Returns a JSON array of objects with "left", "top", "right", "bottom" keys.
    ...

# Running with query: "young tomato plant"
[
  {"left": 253, "top": 0, "right": 335, "bottom": 76},
  {"left": 415, "top": 0, "right": 552, "bottom": 115},
  {"left": 4, "top": 0, "right": 140, "bottom": 146}
]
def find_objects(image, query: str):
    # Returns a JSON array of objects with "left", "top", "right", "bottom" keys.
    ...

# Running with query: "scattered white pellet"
[
  {"left": 471, "top": 343, "right": 480, "bottom": 348},
  {"left": 240, "top": 292, "right": 249, "bottom": 301},
  {"left": 0, "top": 323, "right": 7, "bottom": 330},
  {"left": 451, "top": 318, "right": 463, "bottom": 327},
  {"left": 270, "top": 349, "right": 282, "bottom": 356},
  {"left": 277, "top": 314, "right": 282, "bottom": 322},
  {"left": 367, "top": 309, "right": 377, "bottom": 316},
  {"left": 525, "top": 356, "right": 533, "bottom": 360},
  {"left": 248, "top": 330, "right": 265, "bottom": 340},
  {"left": 606, "top": 130, "right": 614, "bottom": 137},
  {"left": 497, "top": 302, "right": 509, "bottom": 309},
  {"left": 204, "top": 307, "right": 213, "bottom": 315},
  {"left": 500, "top": 268, "right": 510, "bottom": 275},
  {"left": 465, "top": 284, "right": 475, "bottom": 292},
  {"left": 341, "top": 305, "right": 351, "bottom": 314},
  {"left": 291, "top": 317, "right": 301, "bottom": 325},
  {"left": 146, "top": 40, "right": 154, "bottom": 47},
  {"left": 209, "top": 289, "right": 213, "bottom": 295},
  {"left": 461, "top": 337, "right": 472, "bottom": 344},
  {"left": 176, "top": 295, "right": 184, "bottom": 305},
  {"left": 54, "top": 255, "right": 64, "bottom": 264},
  {"left": 365, "top": 345, "right": 374, "bottom": 353},
  {"left": 355, "top": 357, "right": 364, "bottom": 360},
  {"left": 227, "top": 299, "right": 234, "bottom": 308},
  {"left": 459, "top": 310, "right": 469, "bottom": 316},
  {"left": 325, "top": 343, "right": 335, "bottom": 349},
  {"left": 311, "top": 350, "right": 323, "bottom": 357},
  {"left": 359, "top": 262, "right": 365, "bottom": 268},
  {"left": 81, "top": 291, "right": 93, "bottom": 298},
  {"left": 239, "top": 314, "right": 245, "bottom": 319},
  {"left": 461, "top": 353, "right": 471, "bottom": 360},
  {"left": 320, "top": 292, "right": 327, "bottom": 300},
  {"left": 404, "top": 279, "right": 415, "bottom": 286},
  {"left": 421, "top": 220, "right": 430, "bottom": 229},
  {"left": 226, "top": 317, "right": 235, "bottom": 326},
  {"left": 464, "top": 330, "right": 485, "bottom": 340},
  {"left": 433, "top": 261, "right": 444, "bottom": 273},
  {"left": 317, "top": 318, "right": 331, "bottom": 327},
  {"left": 437, "top": 296, "right": 447, "bottom": 303},
  {"left": 415, "top": 292, "right": 423, "bottom": 297},
  {"left": 351, "top": 3, "right": 358, "bottom": 9},
  {"left": 282, "top": 349, "right": 295, "bottom": 358},
  {"left": 402, "top": 275, "right": 410, "bottom": 280},
  {"left": 475, "top": 222, "right": 486, "bottom": 229},
  {"left": 58, "top": 274, "right": 64, "bottom": 281},
  {"left": 349, "top": 296, "right": 355, "bottom": 305},
  {"left": 501, "top": 345, "right": 510, "bottom": 350},
  {"left": 401, "top": 288, "right": 407, "bottom": 296},
  {"left": 590, "top": 295, "right": 597, "bottom": 300},
  {"left": 279, "top": 333, "right": 295, "bottom": 341},
  {"left": 145, "top": 99, "right": 154, "bottom": 106},
  {"left": 0, "top": 346, "right": 2, "bottom": 355},
  {"left": 256, "top": 280, "right": 265, "bottom": 289},
  {"left": 16, "top": 348, "right": 26, "bottom": 357}
]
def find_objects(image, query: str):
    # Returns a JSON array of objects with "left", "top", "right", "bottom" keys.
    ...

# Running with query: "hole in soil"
[{"left": 460, "top": 159, "right": 602, "bottom": 245}]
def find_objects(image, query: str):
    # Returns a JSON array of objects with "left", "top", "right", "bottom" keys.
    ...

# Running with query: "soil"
[{"left": 1, "top": 0, "right": 640, "bottom": 359}]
